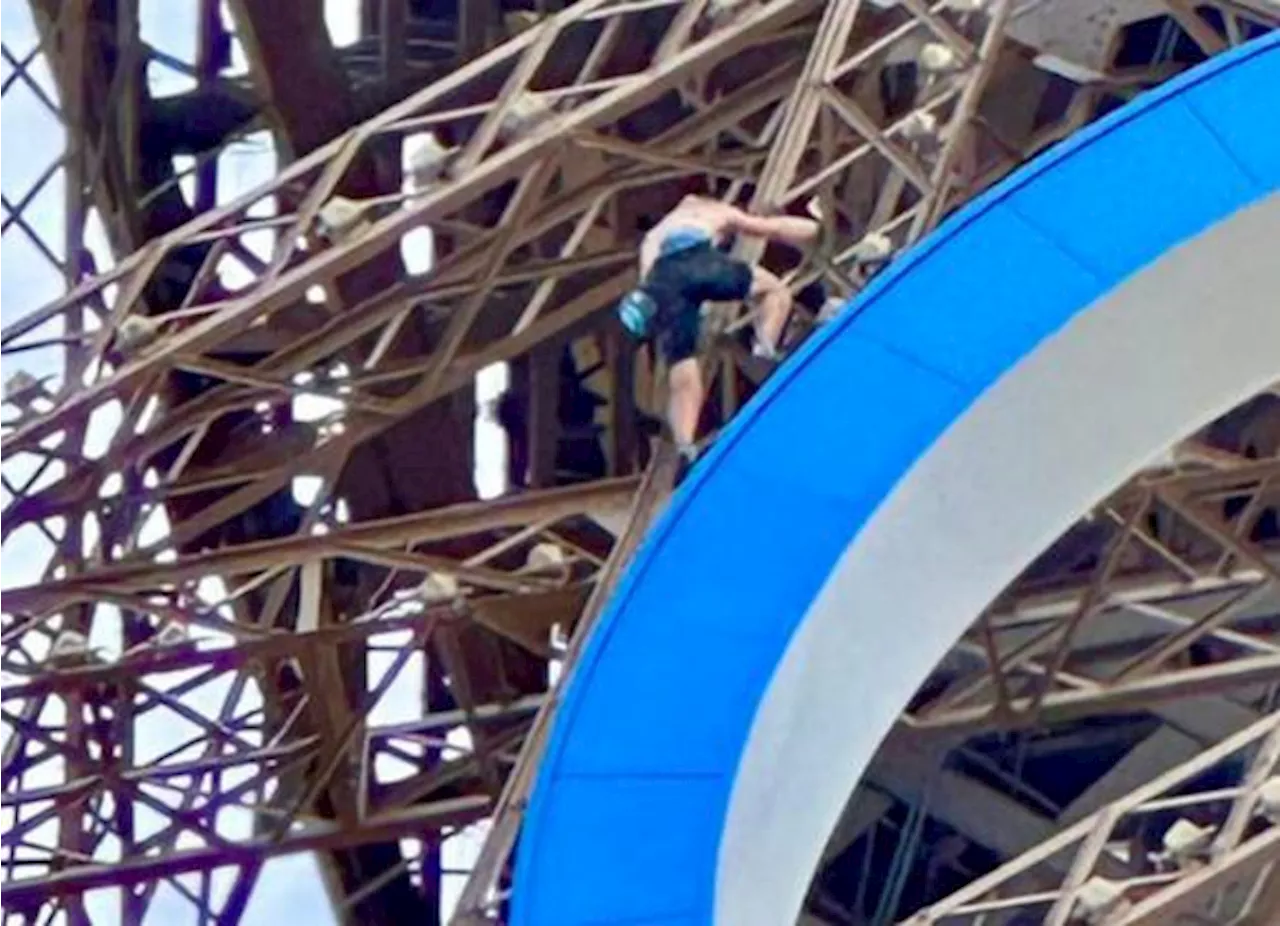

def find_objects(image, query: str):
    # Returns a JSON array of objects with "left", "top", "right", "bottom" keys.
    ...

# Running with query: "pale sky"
[{"left": 1, "top": 1, "right": 501, "bottom": 920}]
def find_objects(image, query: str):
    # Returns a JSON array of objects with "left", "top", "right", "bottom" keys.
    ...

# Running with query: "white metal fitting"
[
  {"left": 406, "top": 132, "right": 450, "bottom": 189},
  {"left": 550, "top": 624, "right": 569, "bottom": 653},
  {"left": 945, "top": 0, "right": 988, "bottom": 12},
  {"left": 900, "top": 109, "right": 939, "bottom": 141},
  {"left": 4, "top": 370, "right": 46, "bottom": 407},
  {"left": 499, "top": 92, "right": 554, "bottom": 141},
  {"left": 504, "top": 10, "right": 543, "bottom": 36},
  {"left": 1073, "top": 877, "right": 1127, "bottom": 924},
  {"left": 154, "top": 622, "right": 190, "bottom": 647},
  {"left": 50, "top": 629, "right": 92, "bottom": 663},
  {"left": 1158, "top": 818, "right": 1215, "bottom": 868},
  {"left": 317, "top": 196, "right": 367, "bottom": 242},
  {"left": 527, "top": 542, "right": 566, "bottom": 571},
  {"left": 707, "top": 0, "right": 754, "bottom": 16},
  {"left": 318, "top": 417, "right": 346, "bottom": 440},
  {"left": 115, "top": 315, "right": 161, "bottom": 355},
  {"left": 418, "top": 572, "right": 460, "bottom": 604},
  {"left": 918, "top": 42, "right": 960, "bottom": 72},
  {"left": 816, "top": 296, "right": 846, "bottom": 324},
  {"left": 853, "top": 231, "right": 894, "bottom": 262},
  {"left": 1256, "top": 776, "right": 1280, "bottom": 824}
]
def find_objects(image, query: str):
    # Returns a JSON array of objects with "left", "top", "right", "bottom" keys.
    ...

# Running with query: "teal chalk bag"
[{"left": 617, "top": 288, "right": 658, "bottom": 340}]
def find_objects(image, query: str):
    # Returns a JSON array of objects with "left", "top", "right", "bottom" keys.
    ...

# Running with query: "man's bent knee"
[
  {"left": 669, "top": 357, "right": 701, "bottom": 390},
  {"left": 748, "top": 263, "right": 783, "bottom": 296}
]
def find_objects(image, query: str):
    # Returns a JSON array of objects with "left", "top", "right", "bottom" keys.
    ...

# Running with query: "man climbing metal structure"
[{"left": 616, "top": 194, "right": 821, "bottom": 483}]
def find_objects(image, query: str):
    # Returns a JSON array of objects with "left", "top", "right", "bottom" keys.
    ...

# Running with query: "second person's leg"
[{"left": 747, "top": 263, "right": 793, "bottom": 359}]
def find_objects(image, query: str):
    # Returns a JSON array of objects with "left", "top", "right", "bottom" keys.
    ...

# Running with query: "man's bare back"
[{"left": 639, "top": 195, "right": 819, "bottom": 274}]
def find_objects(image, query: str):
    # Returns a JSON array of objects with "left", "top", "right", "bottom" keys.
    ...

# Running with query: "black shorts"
[{"left": 641, "top": 242, "right": 753, "bottom": 364}]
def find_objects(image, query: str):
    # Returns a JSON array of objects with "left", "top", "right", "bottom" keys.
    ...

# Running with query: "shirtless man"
[{"left": 617, "top": 195, "right": 820, "bottom": 480}]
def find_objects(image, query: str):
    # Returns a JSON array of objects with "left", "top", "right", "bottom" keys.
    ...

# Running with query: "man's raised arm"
[{"left": 722, "top": 205, "right": 820, "bottom": 246}]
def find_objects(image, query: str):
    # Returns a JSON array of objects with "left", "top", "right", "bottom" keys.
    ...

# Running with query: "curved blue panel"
[{"left": 513, "top": 35, "right": 1280, "bottom": 926}]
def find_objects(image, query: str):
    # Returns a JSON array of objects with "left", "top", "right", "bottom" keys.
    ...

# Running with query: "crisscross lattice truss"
[
  {"left": 2, "top": 0, "right": 1277, "bottom": 923},
  {"left": 905, "top": 711, "right": 1280, "bottom": 926},
  {"left": 910, "top": 450, "right": 1280, "bottom": 738}
]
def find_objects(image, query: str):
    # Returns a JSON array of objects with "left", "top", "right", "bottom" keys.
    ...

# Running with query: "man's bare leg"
[
  {"left": 667, "top": 356, "right": 704, "bottom": 459},
  {"left": 749, "top": 264, "right": 793, "bottom": 359}
]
